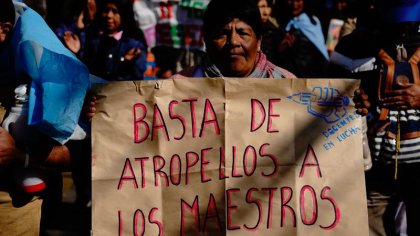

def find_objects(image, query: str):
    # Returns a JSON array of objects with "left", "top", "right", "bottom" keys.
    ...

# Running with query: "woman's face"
[
  {"left": 101, "top": 2, "right": 121, "bottom": 34},
  {"left": 85, "top": 0, "right": 97, "bottom": 22},
  {"left": 335, "top": 0, "right": 348, "bottom": 11},
  {"left": 206, "top": 18, "right": 261, "bottom": 77},
  {"left": 258, "top": 0, "right": 272, "bottom": 23},
  {"left": 287, "top": 0, "right": 304, "bottom": 16},
  {"left": 0, "top": 22, "right": 13, "bottom": 45}
]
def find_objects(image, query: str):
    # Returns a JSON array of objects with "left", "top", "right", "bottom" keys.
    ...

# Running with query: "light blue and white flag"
[
  {"left": 11, "top": 3, "right": 89, "bottom": 144},
  {"left": 286, "top": 13, "right": 329, "bottom": 60}
]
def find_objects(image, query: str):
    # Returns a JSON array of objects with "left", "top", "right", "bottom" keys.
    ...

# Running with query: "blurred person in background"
[
  {"left": 339, "top": 0, "right": 380, "bottom": 40},
  {"left": 331, "top": 1, "right": 420, "bottom": 235},
  {"left": 21, "top": 0, "right": 47, "bottom": 18},
  {"left": 273, "top": 0, "right": 329, "bottom": 77},
  {"left": 0, "top": 2, "right": 42, "bottom": 234},
  {"left": 82, "top": 0, "right": 148, "bottom": 81},
  {"left": 145, "top": 0, "right": 207, "bottom": 79},
  {"left": 54, "top": 0, "right": 97, "bottom": 59},
  {"left": 257, "top": 0, "right": 282, "bottom": 62},
  {"left": 0, "top": 0, "right": 90, "bottom": 235}
]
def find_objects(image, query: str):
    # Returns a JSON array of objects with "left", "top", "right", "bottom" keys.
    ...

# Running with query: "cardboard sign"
[{"left": 92, "top": 78, "right": 368, "bottom": 236}]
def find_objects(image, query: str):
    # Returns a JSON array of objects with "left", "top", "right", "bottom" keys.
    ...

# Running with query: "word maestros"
[{"left": 117, "top": 98, "right": 342, "bottom": 235}]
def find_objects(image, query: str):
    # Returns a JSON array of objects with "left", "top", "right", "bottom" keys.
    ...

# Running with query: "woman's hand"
[
  {"left": 82, "top": 95, "right": 97, "bottom": 122},
  {"left": 44, "top": 145, "right": 71, "bottom": 167},
  {"left": 382, "top": 82, "right": 420, "bottom": 109},
  {"left": 353, "top": 88, "right": 370, "bottom": 115},
  {"left": 0, "top": 127, "right": 23, "bottom": 166},
  {"left": 277, "top": 32, "right": 296, "bottom": 53},
  {"left": 124, "top": 48, "right": 142, "bottom": 61},
  {"left": 64, "top": 31, "right": 81, "bottom": 54}
]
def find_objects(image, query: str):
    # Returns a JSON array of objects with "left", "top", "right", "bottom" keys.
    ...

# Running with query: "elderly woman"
[{"left": 176, "top": 0, "right": 295, "bottom": 78}]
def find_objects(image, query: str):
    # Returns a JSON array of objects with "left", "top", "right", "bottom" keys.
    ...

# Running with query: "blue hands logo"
[{"left": 287, "top": 87, "right": 350, "bottom": 124}]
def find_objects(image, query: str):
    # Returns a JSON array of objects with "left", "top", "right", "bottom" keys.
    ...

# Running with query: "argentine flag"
[{"left": 11, "top": 3, "right": 89, "bottom": 144}]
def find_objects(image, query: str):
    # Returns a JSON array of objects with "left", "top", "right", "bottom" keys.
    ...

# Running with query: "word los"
[
  {"left": 118, "top": 144, "right": 322, "bottom": 190},
  {"left": 133, "top": 98, "right": 282, "bottom": 144},
  {"left": 117, "top": 185, "right": 339, "bottom": 236},
  {"left": 118, "top": 208, "right": 162, "bottom": 236}
]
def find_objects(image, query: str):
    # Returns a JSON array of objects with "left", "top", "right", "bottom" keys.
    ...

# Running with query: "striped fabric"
[{"left": 371, "top": 107, "right": 420, "bottom": 163}]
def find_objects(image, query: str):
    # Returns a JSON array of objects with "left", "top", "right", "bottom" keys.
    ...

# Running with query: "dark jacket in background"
[{"left": 84, "top": 32, "right": 147, "bottom": 81}]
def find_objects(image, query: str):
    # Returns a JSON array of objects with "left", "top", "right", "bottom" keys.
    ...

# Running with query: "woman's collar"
[{"left": 108, "top": 31, "right": 123, "bottom": 41}]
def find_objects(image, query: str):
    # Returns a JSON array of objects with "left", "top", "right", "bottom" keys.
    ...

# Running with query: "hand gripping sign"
[{"left": 92, "top": 78, "right": 368, "bottom": 236}]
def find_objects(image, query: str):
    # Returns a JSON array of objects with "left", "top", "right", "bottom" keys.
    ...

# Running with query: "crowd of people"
[
  {"left": 27, "top": 0, "right": 382, "bottom": 80},
  {"left": 0, "top": 0, "right": 419, "bottom": 235}
]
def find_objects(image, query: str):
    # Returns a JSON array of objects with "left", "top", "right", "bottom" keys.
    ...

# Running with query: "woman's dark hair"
[
  {"left": 203, "top": 0, "right": 263, "bottom": 41},
  {"left": 266, "top": 0, "right": 275, "bottom": 7},
  {"left": 0, "top": 0, "right": 15, "bottom": 24},
  {"left": 62, "top": 0, "right": 86, "bottom": 25}
]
